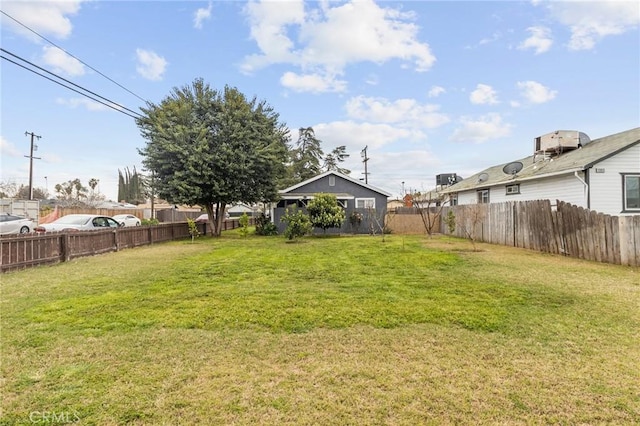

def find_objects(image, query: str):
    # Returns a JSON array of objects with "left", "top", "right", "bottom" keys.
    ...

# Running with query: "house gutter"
[
  {"left": 574, "top": 170, "right": 589, "bottom": 209},
  {"left": 439, "top": 167, "right": 585, "bottom": 194}
]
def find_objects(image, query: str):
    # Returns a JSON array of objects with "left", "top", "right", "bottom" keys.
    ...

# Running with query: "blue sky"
[{"left": 1, "top": 0, "right": 639, "bottom": 201}]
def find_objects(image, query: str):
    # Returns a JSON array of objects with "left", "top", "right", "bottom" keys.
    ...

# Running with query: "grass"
[{"left": 1, "top": 231, "right": 639, "bottom": 424}]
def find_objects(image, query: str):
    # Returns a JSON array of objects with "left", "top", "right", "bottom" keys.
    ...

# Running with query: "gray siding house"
[
  {"left": 439, "top": 127, "right": 640, "bottom": 216},
  {"left": 272, "top": 171, "right": 391, "bottom": 234}
]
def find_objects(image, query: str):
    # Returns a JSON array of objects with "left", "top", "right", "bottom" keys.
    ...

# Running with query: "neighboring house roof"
[
  {"left": 227, "top": 203, "right": 257, "bottom": 213},
  {"left": 279, "top": 170, "right": 392, "bottom": 197},
  {"left": 440, "top": 127, "right": 640, "bottom": 194}
]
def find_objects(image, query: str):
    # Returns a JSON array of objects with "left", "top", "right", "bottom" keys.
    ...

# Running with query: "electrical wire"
[
  {"left": 1, "top": 54, "right": 141, "bottom": 120},
  {"left": 0, "top": 9, "right": 149, "bottom": 104},
  {"left": 1, "top": 48, "right": 143, "bottom": 119}
]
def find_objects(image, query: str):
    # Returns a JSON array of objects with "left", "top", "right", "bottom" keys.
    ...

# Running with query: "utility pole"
[
  {"left": 25, "top": 131, "right": 42, "bottom": 200},
  {"left": 360, "top": 145, "right": 369, "bottom": 184}
]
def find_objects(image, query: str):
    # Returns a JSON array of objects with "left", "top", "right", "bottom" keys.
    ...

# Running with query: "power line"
[
  {"left": 0, "top": 9, "right": 149, "bottom": 104},
  {"left": 1, "top": 50, "right": 142, "bottom": 120},
  {"left": 1, "top": 54, "right": 141, "bottom": 120}
]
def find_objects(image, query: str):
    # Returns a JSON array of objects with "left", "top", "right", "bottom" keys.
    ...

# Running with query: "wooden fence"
[
  {"left": 388, "top": 200, "right": 639, "bottom": 267},
  {"left": 0, "top": 219, "right": 248, "bottom": 273}
]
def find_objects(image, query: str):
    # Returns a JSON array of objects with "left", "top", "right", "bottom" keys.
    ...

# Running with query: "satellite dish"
[
  {"left": 502, "top": 161, "right": 523, "bottom": 175},
  {"left": 477, "top": 172, "right": 489, "bottom": 183}
]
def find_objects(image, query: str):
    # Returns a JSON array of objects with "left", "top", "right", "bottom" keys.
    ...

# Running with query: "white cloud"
[
  {"left": 470, "top": 84, "right": 499, "bottom": 105},
  {"left": 314, "top": 120, "right": 425, "bottom": 150},
  {"left": 450, "top": 113, "right": 513, "bottom": 144},
  {"left": 242, "top": 0, "right": 435, "bottom": 92},
  {"left": 135, "top": 49, "right": 168, "bottom": 81},
  {"left": 541, "top": 1, "right": 639, "bottom": 50},
  {"left": 241, "top": 0, "right": 305, "bottom": 72},
  {"left": 194, "top": 2, "right": 213, "bottom": 29},
  {"left": 518, "top": 26, "right": 553, "bottom": 54},
  {"left": 345, "top": 96, "right": 449, "bottom": 128},
  {"left": 1, "top": 136, "right": 22, "bottom": 157},
  {"left": 0, "top": 0, "right": 85, "bottom": 40},
  {"left": 56, "top": 98, "right": 110, "bottom": 112},
  {"left": 41, "top": 46, "right": 85, "bottom": 77},
  {"left": 517, "top": 80, "right": 557, "bottom": 104},
  {"left": 478, "top": 31, "right": 502, "bottom": 46},
  {"left": 280, "top": 71, "right": 347, "bottom": 93},
  {"left": 428, "top": 86, "right": 445, "bottom": 98}
]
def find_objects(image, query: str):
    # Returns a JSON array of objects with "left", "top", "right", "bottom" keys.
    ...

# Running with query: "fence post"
[
  {"left": 62, "top": 233, "right": 71, "bottom": 262},
  {"left": 619, "top": 216, "right": 629, "bottom": 266}
]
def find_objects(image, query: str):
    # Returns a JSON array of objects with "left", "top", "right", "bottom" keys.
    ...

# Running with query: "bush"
[
  {"left": 142, "top": 218, "right": 159, "bottom": 226},
  {"left": 349, "top": 211, "right": 363, "bottom": 234},
  {"left": 281, "top": 206, "right": 312, "bottom": 241},
  {"left": 445, "top": 210, "right": 456, "bottom": 234},
  {"left": 307, "top": 193, "right": 345, "bottom": 233},
  {"left": 187, "top": 218, "right": 200, "bottom": 242},
  {"left": 255, "top": 213, "right": 278, "bottom": 236},
  {"left": 239, "top": 212, "right": 250, "bottom": 238}
]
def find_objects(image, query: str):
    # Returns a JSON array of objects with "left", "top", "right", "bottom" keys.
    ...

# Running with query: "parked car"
[
  {"left": 35, "top": 214, "right": 123, "bottom": 232},
  {"left": 0, "top": 213, "right": 36, "bottom": 235},
  {"left": 195, "top": 212, "right": 229, "bottom": 223},
  {"left": 112, "top": 214, "right": 141, "bottom": 227}
]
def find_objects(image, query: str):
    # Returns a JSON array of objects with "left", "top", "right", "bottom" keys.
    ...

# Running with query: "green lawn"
[{"left": 1, "top": 232, "right": 639, "bottom": 424}]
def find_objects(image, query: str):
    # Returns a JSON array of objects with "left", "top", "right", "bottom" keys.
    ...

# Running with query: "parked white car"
[
  {"left": 0, "top": 213, "right": 35, "bottom": 235},
  {"left": 112, "top": 214, "right": 142, "bottom": 227},
  {"left": 35, "top": 214, "right": 122, "bottom": 232}
]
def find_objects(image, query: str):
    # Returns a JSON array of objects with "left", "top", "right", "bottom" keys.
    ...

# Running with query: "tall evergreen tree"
[
  {"left": 283, "top": 127, "right": 350, "bottom": 187},
  {"left": 323, "top": 145, "right": 350, "bottom": 175},
  {"left": 117, "top": 166, "right": 147, "bottom": 204},
  {"left": 291, "top": 127, "right": 324, "bottom": 182}
]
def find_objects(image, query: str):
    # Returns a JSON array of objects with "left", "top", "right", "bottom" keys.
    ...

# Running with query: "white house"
[{"left": 439, "top": 127, "right": 640, "bottom": 216}]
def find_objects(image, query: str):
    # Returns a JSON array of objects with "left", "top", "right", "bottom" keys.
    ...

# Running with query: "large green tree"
[{"left": 136, "top": 79, "right": 289, "bottom": 236}]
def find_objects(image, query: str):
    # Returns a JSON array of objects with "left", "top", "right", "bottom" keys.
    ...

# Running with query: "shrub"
[
  {"left": 349, "top": 211, "right": 363, "bottom": 234},
  {"left": 187, "top": 218, "right": 200, "bottom": 242},
  {"left": 142, "top": 218, "right": 159, "bottom": 226},
  {"left": 281, "top": 206, "right": 312, "bottom": 241},
  {"left": 445, "top": 210, "right": 456, "bottom": 234},
  {"left": 255, "top": 213, "right": 278, "bottom": 236},
  {"left": 239, "top": 212, "right": 250, "bottom": 238},
  {"left": 307, "top": 193, "right": 345, "bottom": 234}
]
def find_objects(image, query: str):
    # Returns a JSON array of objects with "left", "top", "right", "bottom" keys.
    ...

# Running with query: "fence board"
[
  {"left": 1, "top": 219, "right": 246, "bottom": 272},
  {"left": 401, "top": 200, "right": 638, "bottom": 267}
]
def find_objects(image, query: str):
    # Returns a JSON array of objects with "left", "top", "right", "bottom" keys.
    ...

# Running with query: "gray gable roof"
[
  {"left": 280, "top": 170, "right": 392, "bottom": 197},
  {"left": 441, "top": 127, "right": 640, "bottom": 194}
]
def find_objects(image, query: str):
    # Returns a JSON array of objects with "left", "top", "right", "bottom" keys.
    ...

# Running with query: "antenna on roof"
[
  {"left": 502, "top": 161, "right": 523, "bottom": 176},
  {"left": 477, "top": 172, "right": 489, "bottom": 183}
]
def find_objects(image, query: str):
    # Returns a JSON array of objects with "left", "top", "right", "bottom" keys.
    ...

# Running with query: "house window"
[
  {"left": 505, "top": 184, "right": 520, "bottom": 195},
  {"left": 477, "top": 189, "right": 490, "bottom": 204},
  {"left": 449, "top": 193, "right": 458, "bottom": 206},
  {"left": 623, "top": 174, "right": 640, "bottom": 211},
  {"left": 329, "top": 175, "right": 335, "bottom": 187},
  {"left": 355, "top": 198, "right": 375, "bottom": 209}
]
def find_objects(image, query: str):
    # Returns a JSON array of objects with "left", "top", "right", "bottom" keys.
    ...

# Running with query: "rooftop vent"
[
  {"left": 534, "top": 130, "right": 590, "bottom": 156},
  {"left": 436, "top": 173, "right": 458, "bottom": 186}
]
